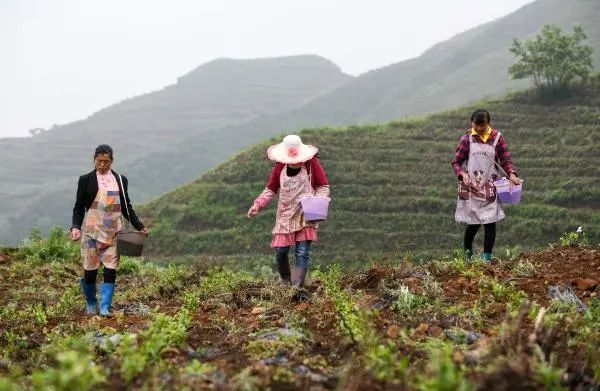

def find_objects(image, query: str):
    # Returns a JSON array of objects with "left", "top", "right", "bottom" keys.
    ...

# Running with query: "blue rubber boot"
[
  {"left": 99, "top": 283, "right": 115, "bottom": 317},
  {"left": 482, "top": 252, "right": 493, "bottom": 262},
  {"left": 80, "top": 278, "right": 97, "bottom": 315}
]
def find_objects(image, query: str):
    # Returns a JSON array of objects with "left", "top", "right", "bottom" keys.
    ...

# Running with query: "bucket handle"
[{"left": 117, "top": 173, "right": 134, "bottom": 232}]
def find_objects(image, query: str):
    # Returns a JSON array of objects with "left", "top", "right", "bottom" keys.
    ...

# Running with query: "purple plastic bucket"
[
  {"left": 300, "top": 196, "right": 331, "bottom": 222},
  {"left": 494, "top": 178, "right": 522, "bottom": 204}
]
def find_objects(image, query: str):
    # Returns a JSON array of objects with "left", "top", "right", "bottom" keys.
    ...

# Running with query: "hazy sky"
[{"left": 1, "top": 0, "right": 535, "bottom": 138}]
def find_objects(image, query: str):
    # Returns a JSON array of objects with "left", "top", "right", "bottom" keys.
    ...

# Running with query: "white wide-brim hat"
[{"left": 267, "top": 135, "right": 318, "bottom": 164}]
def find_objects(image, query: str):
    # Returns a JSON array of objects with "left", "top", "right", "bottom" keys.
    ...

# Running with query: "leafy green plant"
[
  {"left": 415, "top": 341, "right": 474, "bottom": 391},
  {"left": 559, "top": 230, "right": 588, "bottom": 246},
  {"left": 316, "top": 265, "right": 407, "bottom": 383},
  {"left": 365, "top": 343, "right": 408, "bottom": 382},
  {"left": 18, "top": 227, "right": 79, "bottom": 265},
  {"left": 119, "top": 257, "right": 142, "bottom": 275},
  {"left": 30, "top": 304, "right": 47, "bottom": 326},
  {"left": 532, "top": 346, "right": 567, "bottom": 391},
  {"left": 391, "top": 285, "right": 429, "bottom": 317},
  {"left": 31, "top": 350, "right": 106, "bottom": 390},
  {"left": 48, "top": 285, "right": 80, "bottom": 317},
  {"left": 183, "top": 359, "right": 216, "bottom": 376},
  {"left": 119, "top": 309, "right": 191, "bottom": 382},
  {"left": 512, "top": 260, "right": 536, "bottom": 277}
]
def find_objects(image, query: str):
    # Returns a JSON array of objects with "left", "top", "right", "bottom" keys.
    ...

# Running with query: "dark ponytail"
[{"left": 470, "top": 109, "right": 491, "bottom": 125}]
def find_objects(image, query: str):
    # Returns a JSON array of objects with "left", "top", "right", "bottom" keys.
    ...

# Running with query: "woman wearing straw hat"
[
  {"left": 248, "top": 135, "right": 330, "bottom": 288},
  {"left": 452, "top": 109, "right": 521, "bottom": 261},
  {"left": 70, "top": 144, "right": 147, "bottom": 316}
]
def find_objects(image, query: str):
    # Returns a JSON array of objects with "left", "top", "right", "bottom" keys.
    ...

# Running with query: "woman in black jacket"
[{"left": 71, "top": 144, "right": 147, "bottom": 316}]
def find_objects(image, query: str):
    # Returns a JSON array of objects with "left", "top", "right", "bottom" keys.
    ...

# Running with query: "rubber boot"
[
  {"left": 482, "top": 252, "right": 493, "bottom": 262},
  {"left": 277, "top": 258, "right": 291, "bottom": 285},
  {"left": 290, "top": 266, "right": 309, "bottom": 302},
  {"left": 80, "top": 278, "right": 97, "bottom": 315},
  {"left": 99, "top": 283, "right": 115, "bottom": 316},
  {"left": 291, "top": 266, "right": 308, "bottom": 288}
]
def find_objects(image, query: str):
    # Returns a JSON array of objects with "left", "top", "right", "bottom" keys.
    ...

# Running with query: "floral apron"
[
  {"left": 81, "top": 189, "right": 123, "bottom": 270},
  {"left": 273, "top": 166, "right": 318, "bottom": 234},
  {"left": 455, "top": 133, "right": 505, "bottom": 225}
]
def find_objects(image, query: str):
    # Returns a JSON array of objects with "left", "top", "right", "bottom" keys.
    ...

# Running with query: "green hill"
[{"left": 141, "top": 82, "right": 600, "bottom": 267}]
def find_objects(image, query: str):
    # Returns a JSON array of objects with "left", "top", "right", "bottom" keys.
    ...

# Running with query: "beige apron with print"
[
  {"left": 273, "top": 166, "right": 318, "bottom": 234},
  {"left": 81, "top": 189, "right": 123, "bottom": 269},
  {"left": 455, "top": 133, "right": 505, "bottom": 225}
]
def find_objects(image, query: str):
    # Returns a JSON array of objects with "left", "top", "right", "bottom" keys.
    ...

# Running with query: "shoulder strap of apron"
[
  {"left": 492, "top": 131, "right": 501, "bottom": 148},
  {"left": 117, "top": 173, "right": 132, "bottom": 230},
  {"left": 488, "top": 132, "right": 509, "bottom": 177}
]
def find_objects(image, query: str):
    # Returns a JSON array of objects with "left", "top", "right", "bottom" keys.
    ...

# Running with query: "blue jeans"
[{"left": 275, "top": 240, "right": 312, "bottom": 269}]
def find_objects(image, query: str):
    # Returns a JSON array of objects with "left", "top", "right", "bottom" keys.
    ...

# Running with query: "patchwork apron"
[
  {"left": 455, "top": 133, "right": 505, "bottom": 225},
  {"left": 273, "top": 166, "right": 318, "bottom": 234},
  {"left": 81, "top": 189, "right": 123, "bottom": 270}
]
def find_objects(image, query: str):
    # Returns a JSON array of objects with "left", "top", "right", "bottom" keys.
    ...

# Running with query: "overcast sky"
[{"left": 0, "top": 0, "right": 535, "bottom": 138}]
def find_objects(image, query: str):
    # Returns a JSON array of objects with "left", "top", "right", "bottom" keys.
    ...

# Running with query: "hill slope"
[
  {"left": 124, "top": 0, "right": 600, "bottom": 233},
  {"left": 141, "top": 83, "right": 600, "bottom": 265},
  {"left": 0, "top": 55, "right": 351, "bottom": 245},
  {"left": 1, "top": 240, "right": 598, "bottom": 389}
]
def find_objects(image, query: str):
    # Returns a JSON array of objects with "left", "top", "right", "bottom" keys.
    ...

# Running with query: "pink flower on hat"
[{"left": 287, "top": 146, "right": 299, "bottom": 158}]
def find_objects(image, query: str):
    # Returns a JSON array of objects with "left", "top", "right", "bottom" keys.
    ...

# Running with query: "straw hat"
[{"left": 267, "top": 135, "right": 318, "bottom": 164}]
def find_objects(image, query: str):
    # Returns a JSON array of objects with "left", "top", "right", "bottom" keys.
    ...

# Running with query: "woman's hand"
[
  {"left": 70, "top": 228, "right": 81, "bottom": 241},
  {"left": 247, "top": 204, "right": 260, "bottom": 218},
  {"left": 460, "top": 171, "right": 470, "bottom": 186},
  {"left": 141, "top": 227, "right": 149, "bottom": 236},
  {"left": 509, "top": 173, "right": 522, "bottom": 185}
]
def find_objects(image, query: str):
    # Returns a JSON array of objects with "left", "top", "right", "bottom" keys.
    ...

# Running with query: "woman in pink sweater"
[{"left": 248, "top": 135, "right": 330, "bottom": 288}]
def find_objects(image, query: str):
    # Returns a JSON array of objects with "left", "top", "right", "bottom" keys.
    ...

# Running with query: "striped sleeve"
[
  {"left": 451, "top": 134, "right": 469, "bottom": 178},
  {"left": 495, "top": 134, "right": 517, "bottom": 176}
]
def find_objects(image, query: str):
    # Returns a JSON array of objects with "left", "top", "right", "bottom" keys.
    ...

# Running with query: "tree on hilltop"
[{"left": 509, "top": 25, "right": 593, "bottom": 91}]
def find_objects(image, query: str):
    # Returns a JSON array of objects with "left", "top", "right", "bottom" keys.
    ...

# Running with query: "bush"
[
  {"left": 18, "top": 227, "right": 79, "bottom": 265},
  {"left": 31, "top": 350, "right": 106, "bottom": 390}
]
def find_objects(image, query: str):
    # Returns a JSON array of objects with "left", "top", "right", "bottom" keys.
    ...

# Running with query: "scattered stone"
[
  {"left": 445, "top": 328, "right": 481, "bottom": 345},
  {"left": 295, "top": 365, "right": 329, "bottom": 383},
  {"left": 548, "top": 285, "right": 587, "bottom": 311},
  {"left": 386, "top": 325, "right": 401, "bottom": 339},
  {"left": 260, "top": 355, "right": 289, "bottom": 365},
  {"left": 88, "top": 332, "right": 123, "bottom": 350},
  {"left": 571, "top": 278, "right": 599, "bottom": 292},
  {"left": 256, "top": 328, "right": 303, "bottom": 341},
  {"left": 119, "top": 302, "right": 151, "bottom": 316}
]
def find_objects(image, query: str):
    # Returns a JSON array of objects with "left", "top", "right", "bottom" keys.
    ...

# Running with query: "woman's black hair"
[
  {"left": 470, "top": 109, "right": 491, "bottom": 125},
  {"left": 94, "top": 144, "right": 114, "bottom": 160}
]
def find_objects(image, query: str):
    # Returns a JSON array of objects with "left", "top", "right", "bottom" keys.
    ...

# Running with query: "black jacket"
[{"left": 71, "top": 169, "right": 145, "bottom": 231}]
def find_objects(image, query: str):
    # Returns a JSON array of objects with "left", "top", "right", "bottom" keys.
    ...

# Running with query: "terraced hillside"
[{"left": 141, "top": 83, "right": 600, "bottom": 266}]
